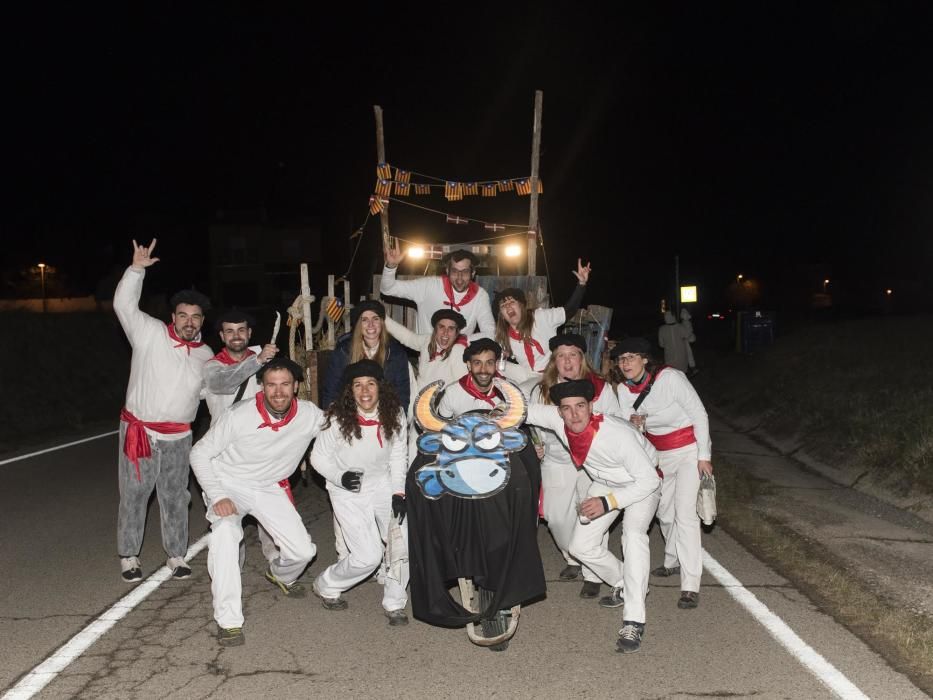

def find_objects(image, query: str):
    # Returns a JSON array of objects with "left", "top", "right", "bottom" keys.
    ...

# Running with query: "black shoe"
[
  {"left": 598, "top": 586, "right": 625, "bottom": 609},
  {"left": 385, "top": 609, "right": 409, "bottom": 627},
  {"left": 217, "top": 626, "right": 245, "bottom": 647},
  {"left": 678, "top": 591, "right": 699, "bottom": 609},
  {"left": 120, "top": 557, "right": 142, "bottom": 583},
  {"left": 616, "top": 621, "right": 645, "bottom": 654},
  {"left": 559, "top": 564, "right": 582, "bottom": 581},
  {"left": 579, "top": 581, "right": 601, "bottom": 599},
  {"left": 651, "top": 565, "right": 680, "bottom": 577}
]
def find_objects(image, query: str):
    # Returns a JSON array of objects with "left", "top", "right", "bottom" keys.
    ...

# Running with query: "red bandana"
[
  {"left": 508, "top": 327, "right": 544, "bottom": 369},
  {"left": 564, "top": 414, "right": 604, "bottom": 469},
  {"left": 458, "top": 373, "right": 504, "bottom": 407},
  {"left": 442, "top": 275, "right": 479, "bottom": 312},
  {"left": 587, "top": 372, "right": 606, "bottom": 401},
  {"left": 429, "top": 334, "right": 468, "bottom": 361},
  {"left": 623, "top": 366, "right": 669, "bottom": 394},
  {"left": 212, "top": 347, "right": 256, "bottom": 366},
  {"left": 357, "top": 415, "right": 383, "bottom": 447},
  {"left": 255, "top": 391, "right": 298, "bottom": 431},
  {"left": 120, "top": 408, "right": 191, "bottom": 481},
  {"left": 167, "top": 323, "right": 205, "bottom": 355}
]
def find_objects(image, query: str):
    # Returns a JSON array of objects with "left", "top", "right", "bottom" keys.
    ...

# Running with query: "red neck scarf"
[
  {"left": 167, "top": 323, "right": 205, "bottom": 355},
  {"left": 212, "top": 347, "right": 256, "bottom": 365},
  {"left": 429, "top": 334, "right": 468, "bottom": 361},
  {"left": 564, "top": 413, "right": 604, "bottom": 468},
  {"left": 623, "top": 366, "right": 669, "bottom": 394},
  {"left": 255, "top": 392, "right": 298, "bottom": 431},
  {"left": 357, "top": 415, "right": 383, "bottom": 447},
  {"left": 587, "top": 372, "right": 606, "bottom": 401},
  {"left": 508, "top": 327, "right": 544, "bottom": 368},
  {"left": 442, "top": 275, "right": 479, "bottom": 312},
  {"left": 120, "top": 408, "right": 191, "bottom": 481},
  {"left": 458, "top": 373, "right": 503, "bottom": 407}
]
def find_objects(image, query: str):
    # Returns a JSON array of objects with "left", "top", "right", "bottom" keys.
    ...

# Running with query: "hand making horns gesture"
[
  {"left": 572, "top": 258, "right": 592, "bottom": 286},
  {"left": 384, "top": 238, "right": 406, "bottom": 268},
  {"left": 131, "top": 239, "right": 160, "bottom": 270}
]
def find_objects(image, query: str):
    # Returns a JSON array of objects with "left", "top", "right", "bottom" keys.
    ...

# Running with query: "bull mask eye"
[
  {"left": 475, "top": 432, "right": 501, "bottom": 450},
  {"left": 441, "top": 434, "right": 467, "bottom": 452}
]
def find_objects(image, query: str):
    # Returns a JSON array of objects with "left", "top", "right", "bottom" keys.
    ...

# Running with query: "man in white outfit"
[
  {"left": 114, "top": 239, "right": 214, "bottom": 583},
  {"left": 190, "top": 358, "right": 324, "bottom": 647},
  {"left": 437, "top": 338, "right": 507, "bottom": 417},
  {"left": 526, "top": 379, "right": 660, "bottom": 653},
  {"left": 658, "top": 311, "right": 691, "bottom": 372},
  {"left": 380, "top": 240, "right": 496, "bottom": 336}
]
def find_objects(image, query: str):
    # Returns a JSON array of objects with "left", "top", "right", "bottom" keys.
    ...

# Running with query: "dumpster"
[{"left": 735, "top": 310, "right": 775, "bottom": 353}]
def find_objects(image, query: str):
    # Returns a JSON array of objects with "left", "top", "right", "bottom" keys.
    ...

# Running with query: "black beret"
[
  {"left": 350, "top": 299, "right": 386, "bottom": 328},
  {"left": 549, "top": 332, "right": 587, "bottom": 353},
  {"left": 610, "top": 336, "right": 653, "bottom": 360},
  {"left": 430, "top": 309, "right": 467, "bottom": 330},
  {"left": 493, "top": 287, "right": 526, "bottom": 308},
  {"left": 257, "top": 357, "right": 305, "bottom": 383},
  {"left": 549, "top": 379, "right": 595, "bottom": 403},
  {"left": 170, "top": 289, "right": 211, "bottom": 313},
  {"left": 214, "top": 307, "right": 256, "bottom": 333},
  {"left": 463, "top": 337, "right": 502, "bottom": 361},
  {"left": 341, "top": 359, "right": 384, "bottom": 388}
]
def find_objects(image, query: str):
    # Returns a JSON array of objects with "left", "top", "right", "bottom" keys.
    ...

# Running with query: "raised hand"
[
  {"left": 131, "top": 239, "right": 160, "bottom": 269},
  {"left": 572, "top": 258, "right": 591, "bottom": 286},
  {"left": 258, "top": 344, "right": 279, "bottom": 363},
  {"left": 384, "top": 238, "right": 405, "bottom": 268}
]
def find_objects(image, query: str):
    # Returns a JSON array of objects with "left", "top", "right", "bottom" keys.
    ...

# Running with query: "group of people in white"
[{"left": 112, "top": 238, "right": 713, "bottom": 654}]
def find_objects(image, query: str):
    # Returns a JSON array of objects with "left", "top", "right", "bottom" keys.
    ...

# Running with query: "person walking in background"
[
  {"left": 658, "top": 311, "right": 690, "bottom": 372},
  {"left": 680, "top": 308, "right": 698, "bottom": 377}
]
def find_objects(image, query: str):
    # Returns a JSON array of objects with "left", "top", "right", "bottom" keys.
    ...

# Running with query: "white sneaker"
[
  {"left": 166, "top": 556, "right": 192, "bottom": 579},
  {"left": 120, "top": 556, "right": 142, "bottom": 583}
]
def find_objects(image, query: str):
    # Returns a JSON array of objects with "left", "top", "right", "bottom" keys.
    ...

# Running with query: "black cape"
[{"left": 406, "top": 428, "right": 546, "bottom": 627}]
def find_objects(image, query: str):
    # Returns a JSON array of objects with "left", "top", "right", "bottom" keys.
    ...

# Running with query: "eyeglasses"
[
  {"left": 447, "top": 267, "right": 473, "bottom": 277},
  {"left": 617, "top": 354, "right": 644, "bottom": 364}
]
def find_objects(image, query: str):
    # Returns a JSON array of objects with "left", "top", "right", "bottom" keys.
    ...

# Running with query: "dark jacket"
[{"left": 322, "top": 333, "right": 411, "bottom": 412}]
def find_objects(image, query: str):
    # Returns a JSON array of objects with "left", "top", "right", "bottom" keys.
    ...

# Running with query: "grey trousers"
[{"left": 117, "top": 422, "right": 192, "bottom": 559}]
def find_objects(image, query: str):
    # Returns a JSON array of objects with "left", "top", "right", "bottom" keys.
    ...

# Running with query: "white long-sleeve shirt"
[
  {"left": 437, "top": 378, "right": 504, "bottom": 418},
  {"left": 202, "top": 345, "right": 263, "bottom": 426},
  {"left": 526, "top": 406, "right": 660, "bottom": 511},
  {"left": 507, "top": 307, "right": 566, "bottom": 373},
  {"left": 615, "top": 368, "right": 712, "bottom": 460},
  {"left": 190, "top": 397, "right": 325, "bottom": 506},
  {"left": 379, "top": 266, "right": 496, "bottom": 336},
  {"left": 310, "top": 408, "right": 408, "bottom": 495},
  {"left": 114, "top": 266, "right": 213, "bottom": 438},
  {"left": 385, "top": 317, "right": 466, "bottom": 392}
]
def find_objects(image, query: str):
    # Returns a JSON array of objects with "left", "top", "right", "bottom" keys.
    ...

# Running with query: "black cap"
[
  {"left": 341, "top": 359, "right": 384, "bottom": 388},
  {"left": 549, "top": 332, "right": 587, "bottom": 353},
  {"left": 493, "top": 287, "right": 526, "bottom": 308},
  {"left": 610, "top": 337, "right": 652, "bottom": 360},
  {"left": 214, "top": 307, "right": 256, "bottom": 333},
  {"left": 549, "top": 379, "right": 595, "bottom": 403},
  {"left": 430, "top": 309, "right": 467, "bottom": 331},
  {"left": 463, "top": 337, "right": 502, "bottom": 361},
  {"left": 257, "top": 357, "right": 304, "bottom": 383},
  {"left": 350, "top": 299, "right": 386, "bottom": 328}
]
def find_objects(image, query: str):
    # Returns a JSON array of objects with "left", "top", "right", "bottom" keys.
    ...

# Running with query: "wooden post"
[
  {"left": 327, "top": 274, "right": 336, "bottom": 349},
  {"left": 374, "top": 105, "right": 391, "bottom": 251},
  {"left": 343, "top": 278, "right": 352, "bottom": 335},
  {"left": 527, "top": 90, "right": 543, "bottom": 276},
  {"left": 300, "top": 263, "right": 318, "bottom": 405}
]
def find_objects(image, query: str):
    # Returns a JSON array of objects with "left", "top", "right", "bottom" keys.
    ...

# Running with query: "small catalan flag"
[
  {"left": 445, "top": 181, "right": 463, "bottom": 201},
  {"left": 326, "top": 297, "right": 345, "bottom": 323},
  {"left": 394, "top": 181, "right": 410, "bottom": 196},
  {"left": 394, "top": 168, "right": 411, "bottom": 183},
  {"left": 413, "top": 183, "right": 431, "bottom": 195},
  {"left": 498, "top": 179, "right": 514, "bottom": 192},
  {"left": 463, "top": 182, "right": 478, "bottom": 196},
  {"left": 376, "top": 163, "right": 392, "bottom": 180},
  {"left": 481, "top": 183, "right": 497, "bottom": 197},
  {"left": 375, "top": 179, "right": 392, "bottom": 197}
]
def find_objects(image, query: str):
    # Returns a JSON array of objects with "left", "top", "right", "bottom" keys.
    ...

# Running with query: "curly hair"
[
  {"left": 537, "top": 349, "right": 601, "bottom": 405},
  {"left": 322, "top": 378, "right": 404, "bottom": 444}
]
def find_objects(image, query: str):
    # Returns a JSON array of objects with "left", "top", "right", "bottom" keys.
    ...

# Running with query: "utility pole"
[
  {"left": 527, "top": 90, "right": 543, "bottom": 276},
  {"left": 373, "top": 105, "right": 391, "bottom": 252},
  {"left": 674, "top": 255, "right": 680, "bottom": 319}
]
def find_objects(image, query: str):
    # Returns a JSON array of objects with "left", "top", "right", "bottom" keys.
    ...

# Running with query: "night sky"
[{"left": 7, "top": 4, "right": 933, "bottom": 315}]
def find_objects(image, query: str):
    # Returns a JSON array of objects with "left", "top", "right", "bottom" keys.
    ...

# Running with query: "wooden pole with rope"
[{"left": 374, "top": 105, "right": 392, "bottom": 252}]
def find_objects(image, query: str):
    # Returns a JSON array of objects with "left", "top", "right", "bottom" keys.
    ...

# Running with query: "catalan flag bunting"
[
  {"left": 463, "top": 182, "right": 478, "bottom": 196},
  {"left": 326, "top": 297, "right": 345, "bottom": 323},
  {"left": 515, "top": 179, "right": 530, "bottom": 195},
  {"left": 445, "top": 181, "right": 463, "bottom": 201},
  {"left": 482, "top": 183, "right": 497, "bottom": 197},
  {"left": 394, "top": 168, "right": 411, "bottom": 183},
  {"left": 498, "top": 179, "right": 514, "bottom": 192},
  {"left": 375, "top": 179, "right": 392, "bottom": 197},
  {"left": 369, "top": 195, "right": 387, "bottom": 214},
  {"left": 414, "top": 183, "right": 431, "bottom": 195},
  {"left": 377, "top": 163, "right": 392, "bottom": 180},
  {"left": 394, "top": 181, "right": 410, "bottom": 196}
]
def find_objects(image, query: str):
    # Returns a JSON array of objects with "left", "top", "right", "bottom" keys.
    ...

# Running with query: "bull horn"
[
  {"left": 492, "top": 378, "right": 526, "bottom": 430},
  {"left": 414, "top": 380, "right": 447, "bottom": 432}
]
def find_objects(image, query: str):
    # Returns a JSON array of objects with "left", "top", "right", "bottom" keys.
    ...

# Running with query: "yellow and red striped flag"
[
  {"left": 445, "top": 181, "right": 463, "bottom": 201},
  {"left": 394, "top": 168, "right": 411, "bottom": 183},
  {"left": 377, "top": 163, "right": 392, "bottom": 180},
  {"left": 413, "top": 183, "right": 431, "bottom": 195},
  {"left": 326, "top": 297, "right": 345, "bottom": 323},
  {"left": 375, "top": 179, "right": 392, "bottom": 197},
  {"left": 463, "top": 182, "right": 478, "bottom": 196},
  {"left": 394, "top": 181, "right": 410, "bottom": 196},
  {"left": 498, "top": 179, "right": 514, "bottom": 192},
  {"left": 481, "top": 183, "right": 497, "bottom": 197}
]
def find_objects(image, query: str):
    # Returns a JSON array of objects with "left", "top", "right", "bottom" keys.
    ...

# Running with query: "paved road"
[{"left": 1, "top": 432, "right": 928, "bottom": 699}]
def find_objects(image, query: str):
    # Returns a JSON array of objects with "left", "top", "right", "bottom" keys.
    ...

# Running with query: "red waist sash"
[
  {"left": 646, "top": 426, "right": 696, "bottom": 451},
  {"left": 120, "top": 408, "right": 190, "bottom": 481}
]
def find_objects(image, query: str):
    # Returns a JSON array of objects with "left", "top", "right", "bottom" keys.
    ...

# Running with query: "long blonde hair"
[
  {"left": 349, "top": 319, "right": 388, "bottom": 365},
  {"left": 495, "top": 303, "right": 536, "bottom": 359},
  {"left": 537, "top": 349, "right": 600, "bottom": 405}
]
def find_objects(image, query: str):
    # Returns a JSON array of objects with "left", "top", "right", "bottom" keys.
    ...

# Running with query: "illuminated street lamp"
[
  {"left": 504, "top": 244, "right": 522, "bottom": 258},
  {"left": 38, "top": 262, "right": 47, "bottom": 313},
  {"left": 885, "top": 288, "right": 893, "bottom": 296},
  {"left": 823, "top": 278, "right": 830, "bottom": 292},
  {"left": 737, "top": 274, "right": 744, "bottom": 282}
]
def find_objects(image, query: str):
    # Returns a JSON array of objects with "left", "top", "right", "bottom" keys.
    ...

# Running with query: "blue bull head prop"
[{"left": 414, "top": 378, "right": 528, "bottom": 500}]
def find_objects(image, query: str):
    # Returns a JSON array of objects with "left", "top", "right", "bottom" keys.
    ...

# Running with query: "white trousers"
[
  {"left": 570, "top": 484, "right": 660, "bottom": 624},
  {"left": 541, "top": 458, "right": 601, "bottom": 583},
  {"left": 207, "top": 478, "right": 316, "bottom": 628},
  {"left": 316, "top": 479, "right": 408, "bottom": 612},
  {"left": 656, "top": 443, "right": 703, "bottom": 592}
]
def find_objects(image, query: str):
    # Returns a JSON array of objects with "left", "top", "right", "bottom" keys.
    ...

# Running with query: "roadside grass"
[
  {"left": 697, "top": 315, "right": 933, "bottom": 496},
  {"left": 715, "top": 454, "right": 933, "bottom": 694}
]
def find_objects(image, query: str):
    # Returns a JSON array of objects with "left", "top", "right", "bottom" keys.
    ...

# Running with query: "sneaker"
[
  {"left": 312, "top": 579, "right": 348, "bottom": 610},
  {"left": 579, "top": 581, "right": 602, "bottom": 598},
  {"left": 167, "top": 556, "right": 192, "bottom": 579},
  {"left": 616, "top": 621, "right": 645, "bottom": 654},
  {"left": 120, "top": 556, "right": 142, "bottom": 583},
  {"left": 217, "top": 626, "right": 245, "bottom": 647},
  {"left": 559, "top": 564, "right": 582, "bottom": 581},
  {"left": 678, "top": 591, "right": 699, "bottom": 609},
  {"left": 651, "top": 565, "right": 680, "bottom": 577},
  {"left": 598, "top": 586, "right": 625, "bottom": 609},
  {"left": 264, "top": 569, "right": 307, "bottom": 598},
  {"left": 385, "top": 609, "right": 409, "bottom": 627}
]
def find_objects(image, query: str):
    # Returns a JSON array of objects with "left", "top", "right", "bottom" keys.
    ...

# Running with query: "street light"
[
  {"left": 504, "top": 244, "right": 522, "bottom": 258},
  {"left": 407, "top": 246, "right": 425, "bottom": 259},
  {"left": 38, "top": 263, "right": 47, "bottom": 313},
  {"left": 737, "top": 274, "right": 744, "bottom": 282},
  {"left": 823, "top": 278, "right": 829, "bottom": 292}
]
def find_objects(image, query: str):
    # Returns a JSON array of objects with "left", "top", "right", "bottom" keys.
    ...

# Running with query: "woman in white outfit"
[
  {"left": 610, "top": 337, "right": 712, "bottom": 609},
  {"left": 310, "top": 360, "right": 411, "bottom": 625},
  {"left": 385, "top": 309, "right": 468, "bottom": 392}
]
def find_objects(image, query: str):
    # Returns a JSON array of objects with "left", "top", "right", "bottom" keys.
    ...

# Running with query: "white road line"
[
  {"left": 2, "top": 535, "right": 210, "bottom": 700},
  {"left": 703, "top": 549, "right": 870, "bottom": 700},
  {"left": 0, "top": 431, "right": 119, "bottom": 466}
]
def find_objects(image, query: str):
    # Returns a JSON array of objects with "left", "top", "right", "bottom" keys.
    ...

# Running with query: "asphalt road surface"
[{"left": 0, "top": 431, "right": 928, "bottom": 699}]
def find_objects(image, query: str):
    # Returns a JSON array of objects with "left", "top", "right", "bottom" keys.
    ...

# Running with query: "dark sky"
[{"left": 6, "top": 4, "right": 933, "bottom": 311}]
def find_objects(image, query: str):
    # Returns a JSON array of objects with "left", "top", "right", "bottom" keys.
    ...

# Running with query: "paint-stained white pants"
[
  {"left": 656, "top": 443, "right": 703, "bottom": 592},
  {"left": 316, "top": 478, "right": 408, "bottom": 612},
  {"left": 570, "top": 484, "right": 660, "bottom": 624},
  {"left": 541, "top": 458, "right": 601, "bottom": 583},
  {"left": 207, "top": 478, "right": 316, "bottom": 628}
]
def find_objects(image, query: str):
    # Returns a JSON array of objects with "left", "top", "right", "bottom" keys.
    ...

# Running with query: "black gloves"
[
  {"left": 341, "top": 470, "right": 362, "bottom": 492},
  {"left": 392, "top": 494, "right": 407, "bottom": 524}
]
